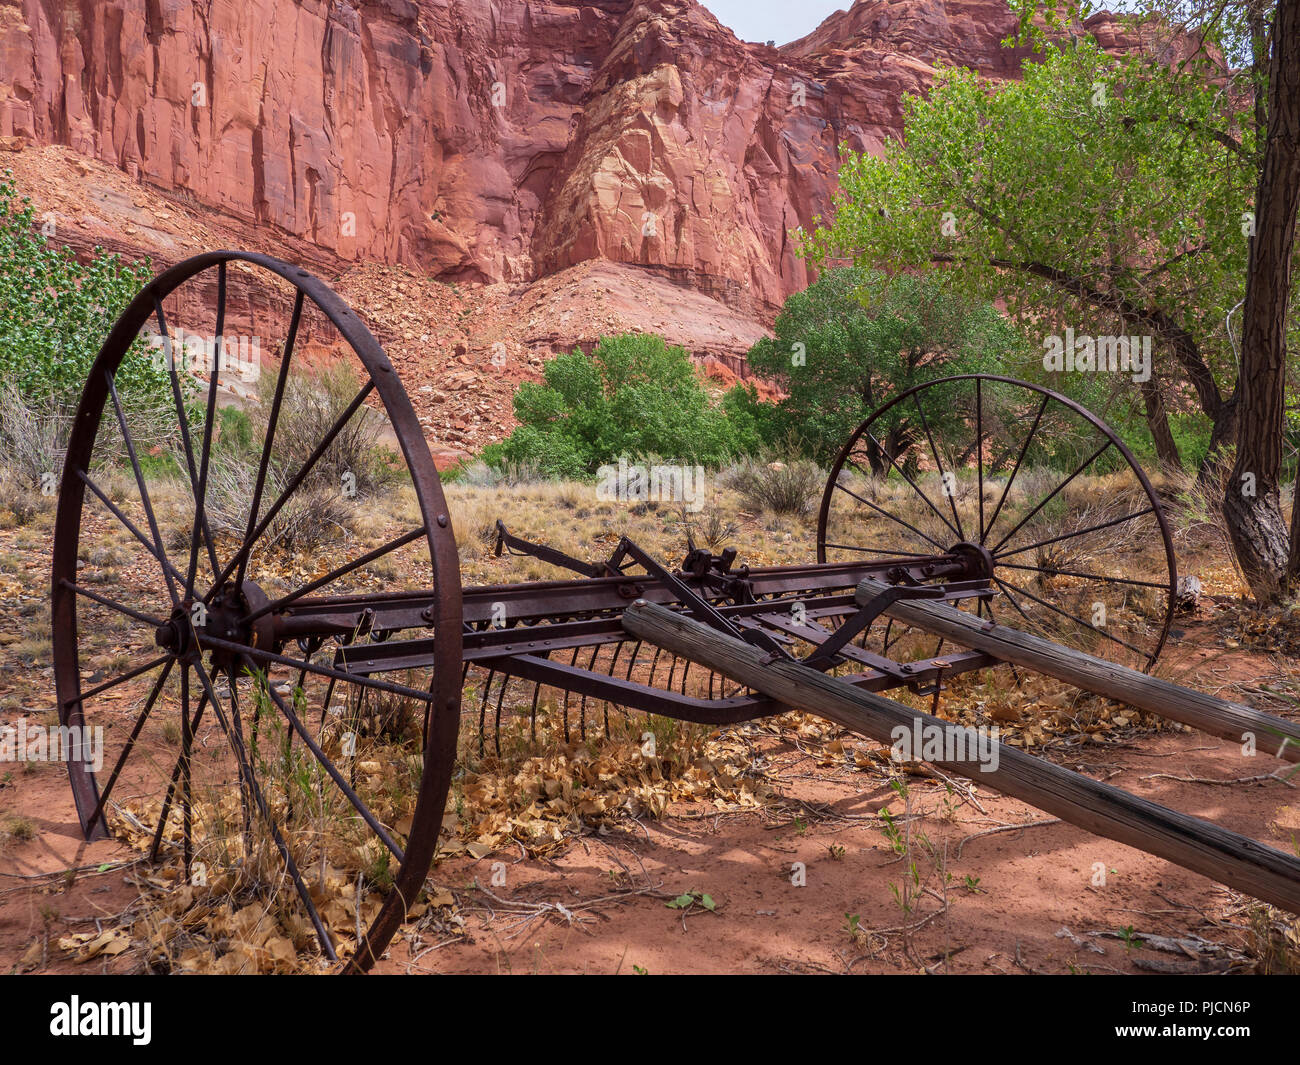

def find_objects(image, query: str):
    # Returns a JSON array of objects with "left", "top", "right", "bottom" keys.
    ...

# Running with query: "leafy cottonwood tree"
[
  {"left": 734, "top": 267, "right": 1033, "bottom": 466},
  {"left": 805, "top": 9, "right": 1300, "bottom": 600}
]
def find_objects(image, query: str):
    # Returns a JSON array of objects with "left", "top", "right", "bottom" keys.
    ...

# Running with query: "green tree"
[
  {"left": 484, "top": 332, "right": 754, "bottom": 477},
  {"left": 733, "top": 267, "right": 1034, "bottom": 466},
  {"left": 0, "top": 171, "right": 158, "bottom": 408},
  {"left": 804, "top": 23, "right": 1300, "bottom": 599},
  {"left": 804, "top": 40, "right": 1257, "bottom": 458}
]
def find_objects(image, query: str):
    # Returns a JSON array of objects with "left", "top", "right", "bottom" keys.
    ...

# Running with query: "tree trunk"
[
  {"left": 1139, "top": 373, "right": 1181, "bottom": 469},
  {"left": 1227, "top": 0, "right": 1300, "bottom": 602}
]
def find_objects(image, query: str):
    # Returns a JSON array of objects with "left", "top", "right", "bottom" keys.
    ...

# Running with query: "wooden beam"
[
  {"left": 623, "top": 600, "right": 1300, "bottom": 915},
  {"left": 855, "top": 577, "right": 1300, "bottom": 764}
]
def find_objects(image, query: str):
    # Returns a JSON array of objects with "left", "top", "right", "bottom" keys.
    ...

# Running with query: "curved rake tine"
[
  {"left": 624, "top": 640, "right": 643, "bottom": 683},
  {"left": 188, "top": 658, "right": 337, "bottom": 960},
  {"left": 478, "top": 669, "right": 496, "bottom": 758},
  {"left": 604, "top": 642, "right": 625, "bottom": 737},
  {"left": 563, "top": 647, "right": 582, "bottom": 743},
  {"left": 529, "top": 654, "right": 549, "bottom": 742},
  {"left": 578, "top": 645, "right": 601, "bottom": 742},
  {"left": 493, "top": 675, "right": 508, "bottom": 758}
]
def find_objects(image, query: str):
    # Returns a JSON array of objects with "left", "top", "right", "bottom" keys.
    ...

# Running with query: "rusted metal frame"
[
  {"left": 270, "top": 557, "right": 945, "bottom": 640},
  {"left": 802, "top": 580, "right": 992, "bottom": 670},
  {"left": 493, "top": 520, "right": 619, "bottom": 578}
]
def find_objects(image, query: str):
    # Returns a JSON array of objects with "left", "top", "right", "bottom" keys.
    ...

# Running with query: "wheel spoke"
[
  {"left": 243, "top": 526, "right": 427, "bottom": 623},
  {"left": 994, "top": 506, "right": 1156, "bottom": 561},
  {"left": 149, "top": 676, "right": 208, "bottom": 863},
  {"left": 155, "top": 295, "right": 222, "bottom": 590},
  {"left": 216, "top": 378, "right": 375, "bottom": 599},
  {"left": 85, "top": 658, "right": 174, "bottom": 832},
  {"left": 77, "top": 470, "right": 189, "bottom": 590},
  {"left": 995, "top": 559, "right": 1171, "bottom": 591},
  {"left": 230, "top": 289, "right": 303, "bottom": 594},
  {"left": 982, "top": 392, "right": 1050, "bottom": 545},
  {"left": 69, "top": 654, "right": 169, "bottom": 706},
  {"left": 857, "top": 433, "right": 961, "bottom": 541},
  {"left": 989, "top": 438, "right": 1113, "bottom": 555},
  {"left": 187, "top": 657, "right": 338, "bottom": 960},
  {"left": 820, "top": 542, "right": 944, "bottom": 559},
  {"left": 185, "top": 265, "right": 227, "bottom": 591},
  {"left": 61, "top": 579, "right": 167, "bottom": 628},
  {"left": 256, "top": 660, "right": 406, "bottom": 863},
  {"left": 992, "top": 574, "right": 1149, "bottom": 658},
  {"left": 104, "top": 370, "right": 180, "bottom": 608},
  {"left": 199, "top": 634, "right": 436, "bottom": 704},
  {"left": 912, "top": 393, "right": 965, "bottom": 542},
  {"left": 832, "top": 478, "right": 948, "bottom": 552}
]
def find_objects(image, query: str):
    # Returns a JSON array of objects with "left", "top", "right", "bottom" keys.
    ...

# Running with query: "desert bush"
[
  {"left": 202, "top": 456, "right": 351, "bottom": 554},
  {"left": 255, "top": 359, "right": 393, "bottom": 498},
  {"left": 724, "top": 456, "right": 824, "bottom": 516},
  {"left": 483, "top": 333, "right": 756, "bottom": 478}
]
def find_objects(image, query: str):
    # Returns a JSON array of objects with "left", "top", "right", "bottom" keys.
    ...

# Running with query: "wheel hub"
[
  {"left": 152, "top": 581, "right": 275, "bottom": 662},
  {"left": 949, "top": 541, "right": 995, "bottom": 582}
]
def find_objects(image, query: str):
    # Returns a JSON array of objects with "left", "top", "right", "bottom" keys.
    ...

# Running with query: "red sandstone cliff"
[{"left": 0, "top": 0, "right": 1136, "bottom": 321}]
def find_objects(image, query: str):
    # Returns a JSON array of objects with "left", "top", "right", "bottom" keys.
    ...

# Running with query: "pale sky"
[{"left": 700, "top": 1, "right": 854, "bottom": 45}]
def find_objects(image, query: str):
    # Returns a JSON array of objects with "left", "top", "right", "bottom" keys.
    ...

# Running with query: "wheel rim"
[
  {"left": 51, "top": 252, "right": 462, "bottom": 972},
  {"left": 816, "top": 374, "right": 1176, "bottom": 673}
]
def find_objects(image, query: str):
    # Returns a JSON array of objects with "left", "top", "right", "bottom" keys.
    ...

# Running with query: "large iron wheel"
[
  {"left": 51, "top": 252, "right": 462, "bottom": 972},
  {"left": 817, "top": 374, "right": 1176, "bottom": 673}
]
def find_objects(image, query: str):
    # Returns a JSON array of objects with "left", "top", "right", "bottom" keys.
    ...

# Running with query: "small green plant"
[
  {"left": 666, "top": 889, "right": 716, "bottom": 913},
  {"left": 844, "top": 912, "right": 865, "bottom": 945},
  {"left": 827, "top": 843, "right": 846, "bottom": 861},
  {"left": 879, "top": 808, "right": 906, "bottom": 855},
  {"left": 632, "top": 964, "right": 649, "bottom": 975},
  {"left": 962, "top": 874, "right": 982, "bottom": 894},
  {"left": 1118, "top": 925, "right": 1144, "bottom": 951}
]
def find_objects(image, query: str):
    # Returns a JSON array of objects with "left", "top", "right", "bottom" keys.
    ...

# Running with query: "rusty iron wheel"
[
  {"left": 51, "top": 252, "right": 462, "bottom": 972},
  {"left": 817, "top": 374, "right": 1177, "bottom": 674}
]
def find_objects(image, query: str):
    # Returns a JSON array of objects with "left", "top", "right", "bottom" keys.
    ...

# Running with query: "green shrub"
[
  {"left": 486, "top": 333, "right": 750, "bottom": 478},
  {"left": 0, "top": 171, "right": 159, "bottom": 410}
]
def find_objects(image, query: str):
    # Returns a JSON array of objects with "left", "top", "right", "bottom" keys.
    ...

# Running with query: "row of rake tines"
[{"left": 458, "top": 600, "right": 906, "bottom": 757}]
